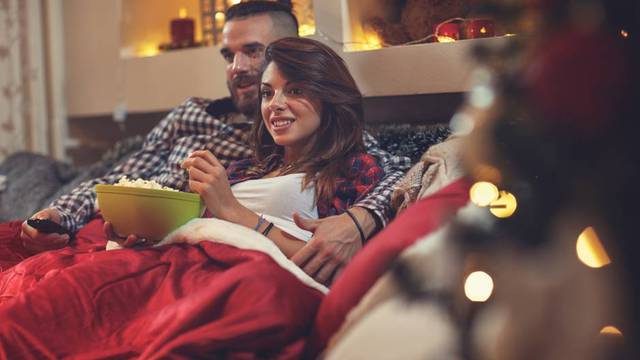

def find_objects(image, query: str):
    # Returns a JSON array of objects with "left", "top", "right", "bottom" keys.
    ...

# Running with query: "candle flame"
[
  {"left": 437, "top": 35, "right": 456, "bottom": 43},
  {"left": 480, "top": 27, "right": 487, "bottom": 34},
  {"left": 179, "top": 7, "right": 188, "bottom": 19}
]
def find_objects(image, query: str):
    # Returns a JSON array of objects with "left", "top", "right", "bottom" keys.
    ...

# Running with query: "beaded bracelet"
[
  {"left": 345, "top": 209, "right": 366, "bottom": 244},
  {"left": 254, "top": 214, "right": 266, "bottom": 231}
]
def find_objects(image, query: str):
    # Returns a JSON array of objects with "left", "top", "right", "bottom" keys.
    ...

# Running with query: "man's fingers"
[
  {"left": 291, "top": 243, "right": 316, "bottom": 267},
  {"left": 21, "top": 232, "right": 68, "bottom": 252},
  {"left": 301, "top": 252, "right": 332, "bottom": 278},
  {"left": 21, "top": 220, "right": 38, "bottom": 238},
  {"left": 314, "top": 260, "right": 340, "bottom": 286},
  {"left": 124, "top": 234, "right": 139, "bottom": 247},
  {"left": 293, "top": 213, "right": 320, "bottom": 233}
]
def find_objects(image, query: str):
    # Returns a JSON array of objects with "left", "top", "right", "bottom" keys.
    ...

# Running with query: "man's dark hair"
[{"left": 225, "top": 1, "right": 299, "bottom": 37}]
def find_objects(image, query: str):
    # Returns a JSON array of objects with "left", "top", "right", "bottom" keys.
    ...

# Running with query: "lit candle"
[
  {"left": 464, "top": 19, "right": 495, "bottom": 39},
  {"left": 171, "top": 8, "right": 195, "bottom": 47}
]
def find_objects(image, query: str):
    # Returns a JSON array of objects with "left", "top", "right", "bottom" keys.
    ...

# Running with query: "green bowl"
[{"left": 95, "top": 184, "right": 204, "bottom": 242}]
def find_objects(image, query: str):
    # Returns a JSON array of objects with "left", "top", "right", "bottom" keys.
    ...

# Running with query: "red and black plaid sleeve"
[{"left": 317, "top": 152, "right": 385, "bottom": 218}]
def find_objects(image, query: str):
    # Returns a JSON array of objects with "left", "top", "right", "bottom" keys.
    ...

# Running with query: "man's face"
[{"left": 220, "top": 14, "right": 279, "bottom": 116}]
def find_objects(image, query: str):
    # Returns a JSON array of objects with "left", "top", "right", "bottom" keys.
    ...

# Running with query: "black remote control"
[{"left": 27, "top": 218, "right": 69, "bottom": 235}]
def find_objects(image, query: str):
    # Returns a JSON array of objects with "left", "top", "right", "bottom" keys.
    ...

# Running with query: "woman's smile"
[{"left": 270, "top": 116, "right": 295, "bottom": 132}]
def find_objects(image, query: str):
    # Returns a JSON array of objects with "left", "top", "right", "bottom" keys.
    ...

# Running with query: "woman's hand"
[{"left": 181, "top": 150, "right": 242, "bottom": 221}]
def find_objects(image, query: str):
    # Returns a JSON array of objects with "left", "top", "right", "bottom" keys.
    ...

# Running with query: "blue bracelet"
[{"left": 254, "top": 214, "right": 266, "bottom": 231}]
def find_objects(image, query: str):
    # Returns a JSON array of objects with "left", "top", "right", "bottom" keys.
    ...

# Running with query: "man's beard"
[{"left": 228, "top": 73, "right": 260, "bottom": 117}]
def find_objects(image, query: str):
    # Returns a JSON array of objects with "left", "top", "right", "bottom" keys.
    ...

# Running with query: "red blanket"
[{"left": 0, "top": 219, "right": 324, "bottom": 359}]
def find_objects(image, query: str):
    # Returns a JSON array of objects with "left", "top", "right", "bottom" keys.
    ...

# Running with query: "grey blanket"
[{"left": 0, "top": 136, "right": 144, "bottom": 222}]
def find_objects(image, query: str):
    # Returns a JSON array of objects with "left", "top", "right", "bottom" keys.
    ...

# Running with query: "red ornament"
[
  {"left": 464, "top": 19, "right": 495, "bottom": 39},
  {"left": 524, "top": 29, "right": 629, "bottom": 137}
]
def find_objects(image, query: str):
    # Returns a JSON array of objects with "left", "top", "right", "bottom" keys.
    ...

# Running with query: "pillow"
[
  {"left": 366, "top": 123, "right": 451, "bottom": 163},
  {"left": 308, "top": 177, "right": 471, "bottom": 355}
]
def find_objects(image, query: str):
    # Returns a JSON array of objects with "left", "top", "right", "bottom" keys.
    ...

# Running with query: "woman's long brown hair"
[{"left": 250, "top": 37, "right": 365, "bottom": 204}]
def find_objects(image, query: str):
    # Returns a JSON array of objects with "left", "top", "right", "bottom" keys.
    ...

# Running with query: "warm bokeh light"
[
  {"left": 347, "top": 30, "right": 383, "bottom": 51},
  {"left": 178, "top": 7, "right": 187, "bottom": 19},
  {"left": 471, "top": 164, "right": 502, "bottom": 185},
  {"left": 470, "top": 181, "right": 499, "bottom": 207},
  {"left": 227, "top": 0, "right": 241, "bottom": 6},
  {"left": 576, "top": 226, "right": 611, "bottom": 268},
  {"left": 437, "top": 35, "right": 456, "bottom": 43},
  {"left": 137, "top": 43, "right": 160, "bottom": 58},
  {"left": 215, "top": 11, "right": 225, "bottom": 23},
  {"left": 620, "top": 29, "right": 629, "bottom": 38},
  {"left": 480, "top": 27, "right": 487, "bottom": 34},
  {"left": 298, "top": 24, "right": 316, "bottom": 37},
  {"left": 464, "top": 271, "right": 494, "bottom": 302},
  {"left": 489, "top": 191, "right": 517, "bottom": 218},
  {"left": 600, "top": 326, "right": 623, "bottom": 336}
]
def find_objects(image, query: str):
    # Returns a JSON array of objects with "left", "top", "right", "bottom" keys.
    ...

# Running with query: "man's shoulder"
[{"left": 176, "top": 97, "right": 237, "bottom": 117}]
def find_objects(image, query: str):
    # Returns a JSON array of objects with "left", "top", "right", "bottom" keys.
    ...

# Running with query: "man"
[{"left": 12, "top": 1, "right": 410, "bottom": 284}]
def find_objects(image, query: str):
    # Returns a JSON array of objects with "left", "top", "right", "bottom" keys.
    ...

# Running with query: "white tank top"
[{"left": 231, "top": 173, "right": 319, "bottom": 241}]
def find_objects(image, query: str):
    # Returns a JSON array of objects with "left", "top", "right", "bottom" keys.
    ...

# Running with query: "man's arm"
[
  {"left": 293, "top": 146, "right": 406, "bottom": 285},
  {"left": 356, "top": 130, "right": 413, "bottom": 227},
  {"left": 49, "top": 101, "right": 193, "bottom": 234}
]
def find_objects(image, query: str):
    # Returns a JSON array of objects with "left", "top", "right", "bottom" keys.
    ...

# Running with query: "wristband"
[
  {"left": 262, "top": 222, "right": 274, "bottom": 237},
  {"left": 345, "top": 209, "right": 366, "bottom": 244}
]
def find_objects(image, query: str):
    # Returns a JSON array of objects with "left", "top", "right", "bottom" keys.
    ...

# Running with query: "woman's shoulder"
[
  {"left": 227, "top": 158, "right": 258, "bottom": 182},
  {"left": 346, "top": 152, "right": 384, "bottom": 177}
]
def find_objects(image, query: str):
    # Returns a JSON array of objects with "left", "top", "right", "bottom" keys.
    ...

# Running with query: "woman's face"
[{"left": 260, "top": 62, "right": 322, "bottom": 160}]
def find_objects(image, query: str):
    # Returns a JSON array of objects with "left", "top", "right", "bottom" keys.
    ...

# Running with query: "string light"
[
  {"left": 600, "top": 326, "right": 623, "bottom": 336},
  {"left": 464, "top": 271, "right": 494, "bottom": 302},
  {"left": 620, "top": 29, "right": 629, "bottom": 39},
  {"left": 489, "top": 191, "right": 517, "bottom": 218},
  {"left": 576, "top": 226, "right": 611, "bottom": 268},
  {"left": 470, "top": 181, "right": 499, "bottom": 207}
]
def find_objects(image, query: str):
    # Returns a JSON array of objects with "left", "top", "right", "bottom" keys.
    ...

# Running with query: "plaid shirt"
[
  {"left": 52, "top": 97, "right": 412, "bottom": 234},
  {"left": 227, "top": 153, "right": 384, "bottom": 218}
]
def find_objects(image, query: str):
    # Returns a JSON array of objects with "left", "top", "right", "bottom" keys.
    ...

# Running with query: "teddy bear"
[{"left": 368, "top": 0, "right": 469, "bottom": 45}]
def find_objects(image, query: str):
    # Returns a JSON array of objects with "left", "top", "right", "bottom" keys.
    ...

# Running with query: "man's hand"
[
  {"left": 291, "top": 207, "right": 377, "bottom": 285},
  {"left": 20, "top": 208, "right": 70, "bottom": 254}
]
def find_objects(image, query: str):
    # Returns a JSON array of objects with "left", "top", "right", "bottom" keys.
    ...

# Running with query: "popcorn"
[{"left": 114, "top": 177, "right": 178, "bottom": 192}]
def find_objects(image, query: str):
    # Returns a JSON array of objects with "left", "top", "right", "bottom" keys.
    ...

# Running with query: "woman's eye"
[
  {"left": 287, "top": 88, "right": 304, "bottom": 96},
  {"left": 260, "top": 89, "right": 273, "bottom": 98}
]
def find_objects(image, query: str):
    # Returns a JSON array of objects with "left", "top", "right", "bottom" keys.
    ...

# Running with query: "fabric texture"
[
  {"left": 0, "top": 217, "right": 324, "bottom": 359},
  {"left": 391, "top": 134, "right": 466, "bottom": 213},
  {"left": 50, "top": 97, "right": 410, "bottom": 234},
  {"left": 324, "top": 223, "right": 463, "bottom": 359},
  {"left": 231, "top": 173, "right": 319, "bottom": 241},
  {"left": 308, "top": 177, "right": 471, "bottom": 355},
  {"left": 227, "top": 152, "right": 385, "bottom": 220}
]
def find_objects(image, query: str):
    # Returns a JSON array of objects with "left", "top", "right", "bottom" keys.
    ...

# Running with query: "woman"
[
  {"left": 0, "top": 38, "right": 384, "bottom": 358},
  {"left": 182, "top": 37, "right": 384, "bottom": 258}
]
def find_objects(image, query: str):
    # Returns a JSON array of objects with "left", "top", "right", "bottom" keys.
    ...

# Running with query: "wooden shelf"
[{"left": 64, "top": 0, "right": 511, "bottom": 117}]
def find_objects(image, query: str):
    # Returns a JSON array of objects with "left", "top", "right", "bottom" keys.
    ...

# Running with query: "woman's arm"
[{"left": 183, "top": 150, "right": 305, "bottom": 258}]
